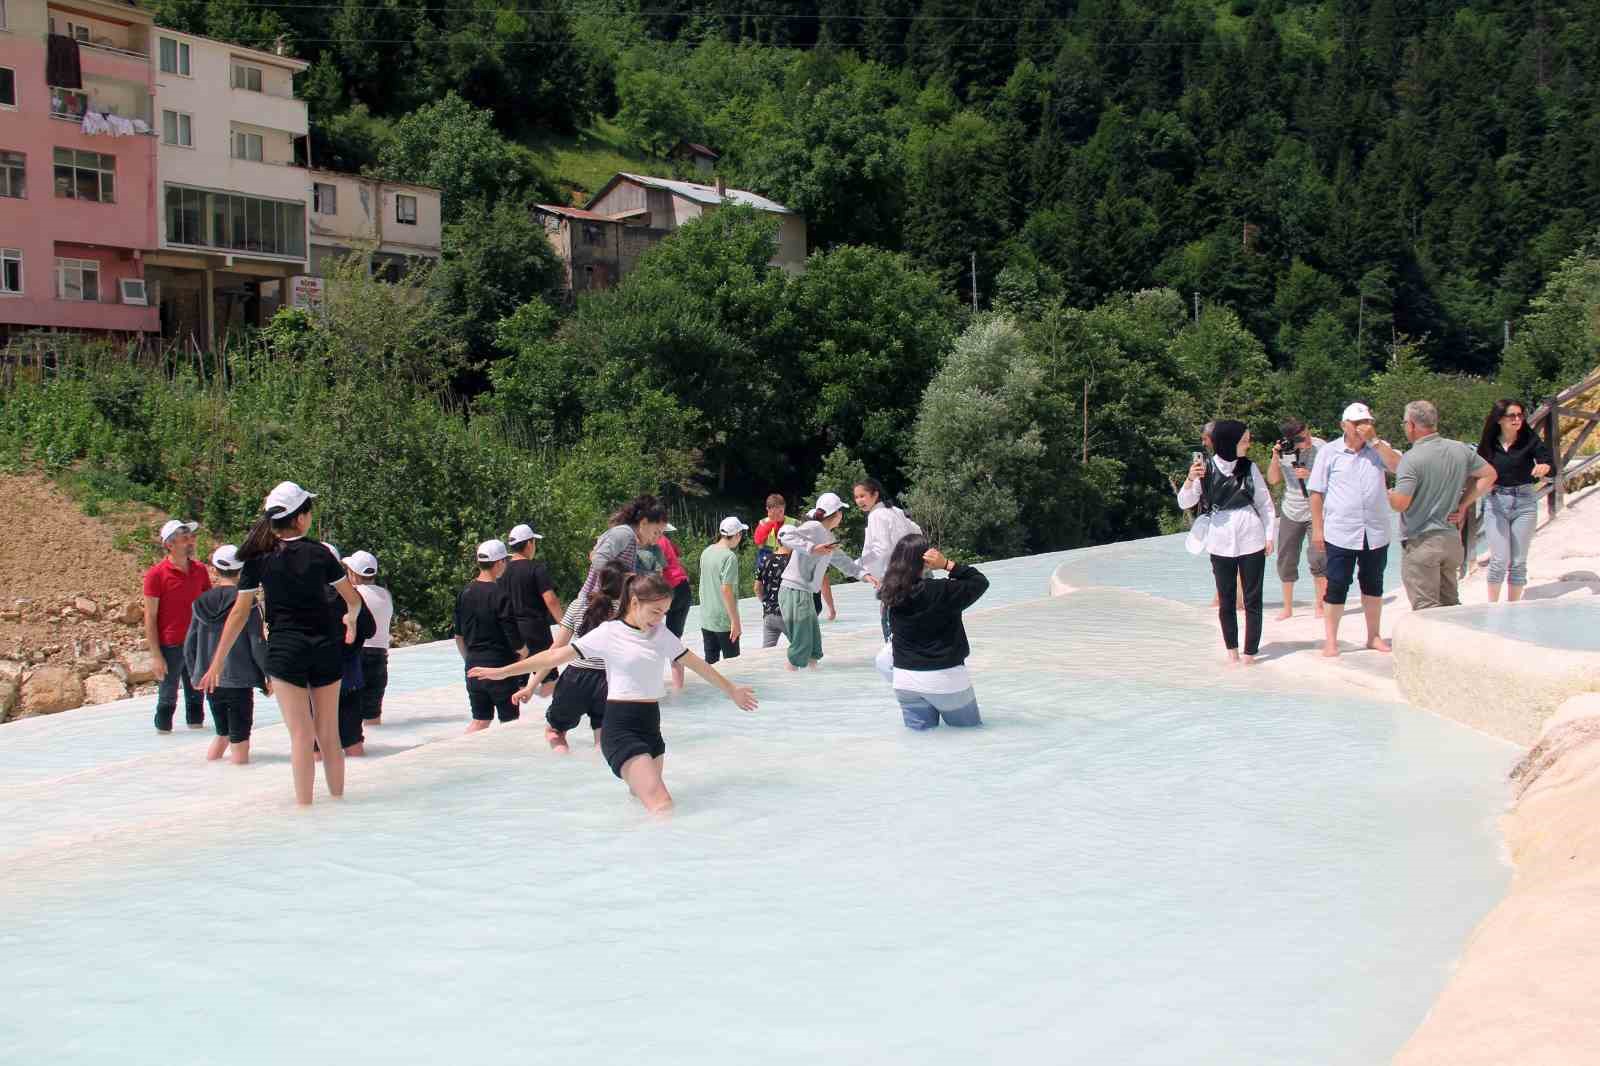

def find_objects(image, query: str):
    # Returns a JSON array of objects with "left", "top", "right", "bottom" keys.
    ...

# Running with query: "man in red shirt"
[{"left": 143, "top": 519, "right": 212, "bottom": 732}]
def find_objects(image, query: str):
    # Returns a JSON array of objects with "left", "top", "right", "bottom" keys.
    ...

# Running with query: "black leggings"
[
  {"left": 207, "top": 687, "right": 255, "bottom": 744},
  {"left": 665, "top": 582, "right": 691, "bottom": 638},
  {"left": 1211, "top": 550, "right": 1267, "bottom": 655}
]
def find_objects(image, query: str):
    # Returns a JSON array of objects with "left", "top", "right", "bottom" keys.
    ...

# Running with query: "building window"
[
  {"left": 396, "top": 194, "right": 417, "bottom": 225},
  {"left": 0, "top": 0, "right": 8, "bottom": 31},
  {"left": 164, "top": 185, "right": 306, "bottom": 259},
  {"left": 56, "top": 257, "right": 100, "bottom": 302},
  {"left": 231, "top": 64, "right": 262, "bottom": 92},
  {"left": 232, "top": 131, "right": 263, "bottom": 162},
  {"left": 161, "top": 110, "right": 193, "bottom": 148},
  {"left": 0, "top": 150, "right": 21, "bottom": 199},
  {"left": 1, "top": 249, "right": 20, "bottom": 295},
  {"left": 50, "top": 87, "right": 87, "bottom": 120},
  {"left": 313, "top": 182, "right": 337, "bottom": 215},
  {"left": 159, "top": 38, "right": 190, "bottom": 76},
  {"left": 54, "top": 148, "right": 115, "bottom": 203},
  {"left": 50, "top": 18, "right": 90, "bottom": 41},
  {"left": 0, "top": 66, "right": 14, "bottom": 109}
]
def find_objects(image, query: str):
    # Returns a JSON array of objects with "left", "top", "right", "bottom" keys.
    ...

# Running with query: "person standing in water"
[
  {"left": 198, "top": 482, "right": 363, "bottom": 806},
  {"left": 144, "top": 518, "right": 211, "bottom": 732},
  {"left": 541, "top": 561, "right": 629, "bottom": 752},
  {"left": 501, "top": 523, "right": 564, "bottom": 697},
  {"left": 184, "top": 544, "right": 268, "bottom": 764},
  {"left": 698, "top": 517, "right": 747, "bottom": 664},
  {"left": 472, "top": 574, "right": 757, "bottom": 814},
  {"left": 854, "top": 477, "right": 921, "bottom": 641},
  {"left": 656, "top": 525, "right": 693, "bottom": 690},
  {"left": 777, "top": 493, "right": 873, "bottom": 670},
  {"left": 454, "top": 539, "right": 528, "bottom": 733},
  {"left": 1176, "top": 419, "right": 1276, "bottom": 665},
  {"left": 553, "top": 495, "right": 668, "bottom": 654},
  {"left": 343, "top": 550, "right": 393, "bottom": 727},
  {"left": 877, "top": 535, "right": 990, "bottom": 730}
]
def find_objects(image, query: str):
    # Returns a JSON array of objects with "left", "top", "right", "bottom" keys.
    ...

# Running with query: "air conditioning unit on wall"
[{"left": 120, "top": 278, "right": 148, "bottom": 305}]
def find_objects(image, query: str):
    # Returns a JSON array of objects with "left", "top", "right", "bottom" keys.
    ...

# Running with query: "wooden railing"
[{"left": 1530, "top": 368, "right": 1600, "bottom": 516}]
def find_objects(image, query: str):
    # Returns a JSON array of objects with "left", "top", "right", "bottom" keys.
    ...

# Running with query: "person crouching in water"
[
  {"left": 184, "top": 544, "right": 269, "bottom": 764},
  {"left": 471, "top": 575, "right": 757, "bottom": 814},
  {"left": 455, "top": 539, "right": 528, "bottom": 733},
  {"left": 877, "top": 535, "right": 990, "bottom": 730},
  {"left": 1176, "top": 419, "right": 1276, "bottom": 664},
  {"left": 776, "top": 492, "right": 872, "bottom": 671}
]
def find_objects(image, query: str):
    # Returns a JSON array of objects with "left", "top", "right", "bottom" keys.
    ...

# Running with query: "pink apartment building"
[{"left": 0, "top": 0, "right": 160, "bottom": 339}]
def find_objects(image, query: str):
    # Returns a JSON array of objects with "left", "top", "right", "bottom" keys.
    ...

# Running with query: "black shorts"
[
  {"left": 547, "top": 665, "right": 607, "bottom": 733},
  {"left": 266, "top": 627, "right": 343, "bottom": 689},
  {"left": 600, "top": 700, "right": 664, "bottom": 778},
  {"left": 665, "top": 582, "right": 692, "bottom": 638},
  {"left": 701, "top": 628, "right": 740, "bottom": 665},
  {"left": 466, "top": 675, "right": 521, "bottom": 722}
]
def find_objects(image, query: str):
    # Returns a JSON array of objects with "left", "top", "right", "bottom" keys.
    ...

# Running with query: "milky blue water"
[
  {"left": 0, "top": 540, "right": 1515, "bottom": 1065},
  {"left": 1433, "top": 597, "right": 1600, "bottom": 651}
]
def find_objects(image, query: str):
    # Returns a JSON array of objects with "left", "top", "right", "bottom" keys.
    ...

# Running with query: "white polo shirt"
[
  {"left": 571, "top": 619, "right": 687, "bottom": 701},
  {"left": 1307, "top": 438, "right": 1392, "bottom": 551}
]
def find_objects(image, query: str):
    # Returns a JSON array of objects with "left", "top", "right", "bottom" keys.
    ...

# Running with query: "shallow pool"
[
  {"left": 0, "top": 546, "right": 1514, "bottom": 1065},
  {"left": 1432, "top": 597, "right": 1600, "bottom": 651}
]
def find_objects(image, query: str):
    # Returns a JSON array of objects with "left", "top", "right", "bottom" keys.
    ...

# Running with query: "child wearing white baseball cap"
[
  {"left": 698, "top": 517, "right": 748, "bottom": 664},
  {"left": 184, "top": 544, "right": 268, "bottom": 764},
  {"left": 454, "top": 540, "right": 528, "bottom": 732},
  {"left": 774, "top": 494, "right": 871, "bottom": 670},
  {"left": 339, "top": 551, "right": 392, "bottom": 729}
]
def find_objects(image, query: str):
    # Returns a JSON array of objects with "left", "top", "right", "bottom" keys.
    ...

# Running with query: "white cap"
[
  {"left": 812, "top": 492, "right": 849, "bottom": 517},
  {"left": 211, "top": 544, "right": 243, "bottom": 571},
  {"left": 343, "top": 550, "right": 378, "bottom": 577},
  {"left": 263, "top": 480, "right": 317, "bottom": 519},
  {"left": 159, "top": 519, "right": 198, "bottom": 543},
  {"left": 1341, "top": 402, "right": 1375, "bottom": 422},
  {"left": 507, "top": 523, "right": 543, "bottom": 546},
  {"left": 719, "top": 516, "right": 749, "bottom": 536},
  {"left": 476, "top": 539, "right": 509, "bottom": 563},
  {"left": 663, "top": 523, "right": 678, "bottom": 533}
]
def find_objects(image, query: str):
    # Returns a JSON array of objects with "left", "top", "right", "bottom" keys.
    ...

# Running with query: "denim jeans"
[
  {"left": 894, "top": 687, "right": 982, "bottom": 731},
  {"left": 1484, "top": 485, "right": 1538, "bottom": 586},
  {"left": 154, "top": 643, "right": 203, "bottom": 731}
]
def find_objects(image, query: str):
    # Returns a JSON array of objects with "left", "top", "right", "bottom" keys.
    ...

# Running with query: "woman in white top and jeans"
[{"left": 1176, "top": 420, "right": 1276, "bottom": 664}]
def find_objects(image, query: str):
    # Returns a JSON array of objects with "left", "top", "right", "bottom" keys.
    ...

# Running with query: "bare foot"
[
  {"left": 1225, "top": 649, "right": 1242, "bottom": 665},
  {"left": 206, "top": 736, "right": 227, "bottom": 761},
  {"left": 465, "top": 720, "right": 491, "bottom": 734},
  {"left": 343, "top": 743, "right": 366, "bottom": 757},
  {"left": 1274, "top": 607, "right": 1293, "bottom": 621},
  {"left": 1241, "top": 654, "right": 1257, "bottom": 666},
  {"left": 1320, "top": 642, "right": 1341, "bottom": 658},
  {"left": 785, "top": 663, "right": 798, "bottom": 672},
  {"left": 1366, "top": 637, "right": 1391, "bottom": 653},
  {"left": 187, "top": 722, "right": 206, "bottom": 730},
  {"left": 545, "top": 725, "right": 569, "bottom": 752}
]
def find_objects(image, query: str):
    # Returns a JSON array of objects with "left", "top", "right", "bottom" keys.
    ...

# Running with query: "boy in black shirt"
[
  {"left": 499, "top": 523, "right": 564, "bottom": 697},
  {"left": 454, "top": 539, "right": 528, "bottom": 733},
  {"left": 757, "top": 543, "right": 790, "bottom": 648}
]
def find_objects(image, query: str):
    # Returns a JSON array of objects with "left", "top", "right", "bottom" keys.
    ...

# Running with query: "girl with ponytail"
[
  {"left": 472, "top": 573, "right": 758, "bottom": 813},
  {"left": 199, "top": 481, "right": 364, "bottom": 806},
  {"left": 536, "top": 561, "right": 629, "bottom": 752}
]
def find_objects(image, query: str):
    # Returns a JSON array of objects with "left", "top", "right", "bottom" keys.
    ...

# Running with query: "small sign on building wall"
[{"left": 288, "top": 274, "right": 325, "bottom": 311}]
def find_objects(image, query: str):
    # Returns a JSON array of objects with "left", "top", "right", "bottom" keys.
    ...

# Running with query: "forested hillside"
[{"left": 10, "top": 0, "right": 1600, "bottom": 607}]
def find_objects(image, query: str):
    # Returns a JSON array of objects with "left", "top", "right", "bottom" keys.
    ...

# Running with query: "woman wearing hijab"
[{"left": 1176, "top": 420, "right": 1276, "bottom": 664}]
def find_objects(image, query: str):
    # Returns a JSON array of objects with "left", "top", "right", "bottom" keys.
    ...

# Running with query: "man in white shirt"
[
  {"left": 1308, "top": 402, "right": 1403, "bottom": 657},
  {"left": 853, "top": 477, "right": 921, "bottom": 641}
]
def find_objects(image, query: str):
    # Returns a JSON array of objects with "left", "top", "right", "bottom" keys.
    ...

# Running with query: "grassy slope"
[{"left": 523, "top": 117, "right": 666, "bottom": 204}]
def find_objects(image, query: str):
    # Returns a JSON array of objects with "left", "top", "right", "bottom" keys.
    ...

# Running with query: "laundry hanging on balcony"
[
  {"left": 46, "top": 34, "right": 83, "bottom": 90},
  {"left": 80, "top": 110, "right": 112, "bottom": 136}
]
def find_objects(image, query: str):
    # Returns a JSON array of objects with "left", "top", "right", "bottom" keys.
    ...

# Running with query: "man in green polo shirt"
[
  {"left": 699, "top": 517, "right": 747, "bottom": 664},
  {"left": 1389, "top": 399, "right": 1498, "bottom": 610}
]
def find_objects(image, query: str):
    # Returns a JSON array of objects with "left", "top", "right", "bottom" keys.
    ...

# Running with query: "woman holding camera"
[
  {"left": 1477, "top": 399, "right": 1553, "bottom": 602},
  {"left": 1177, "top": 420, "right": 1276, "bottom": 664}
]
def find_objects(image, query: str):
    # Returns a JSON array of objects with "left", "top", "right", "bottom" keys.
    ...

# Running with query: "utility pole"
[
  {"left": 1192, "top": 291, "right": 1199, "bottom": 324},
  {"left": 1082, "top": 378, "right": 1089, "bottom": 464},
  {"left": 1503, "top": 319, "right": 1511, "bottom": 352},
  {"left": 970, "top": 252, "right": 978, "bottom": 312},
  {"left": 1357, "top": 292, "right": 1365, "bottom": 356}
]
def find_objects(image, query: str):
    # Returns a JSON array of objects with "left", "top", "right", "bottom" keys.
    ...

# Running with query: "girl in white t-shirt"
[{"left": 470, "top": 574, "right": 757, "bottom": 812}]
